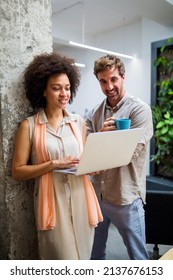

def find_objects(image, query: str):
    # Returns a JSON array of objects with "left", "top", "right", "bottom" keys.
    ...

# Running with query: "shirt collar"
[
  {"left": 38, "top": 109, "right": 79, "bottom": 125},
  {"left": 105, "top": 91, "right": 130, "bottom": 110}
]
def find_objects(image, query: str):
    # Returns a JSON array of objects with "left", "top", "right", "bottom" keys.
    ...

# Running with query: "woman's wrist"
[{"left": 51, "top": 159, "right": 59, "bottom": 170}]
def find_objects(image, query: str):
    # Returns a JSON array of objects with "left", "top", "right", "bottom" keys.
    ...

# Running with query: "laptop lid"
[{"left": 54, "top": 128, "right": 142, "bottom": 176}]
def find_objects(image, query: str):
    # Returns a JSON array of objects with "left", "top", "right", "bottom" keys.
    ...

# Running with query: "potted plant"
[
  {"left": 151, "top": 38, "right": 173, "bottom": 179},
  {"left": 145, "top": 38, "right": 173, "bottom": 252}
]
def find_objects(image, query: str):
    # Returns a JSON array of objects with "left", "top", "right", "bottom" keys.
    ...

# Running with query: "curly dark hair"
[
  {"left": 94, "top": 54, "right": 125, "bottom": 78},
  {"left": 23, "top": 52, "right": 81, "bottom": 109}
]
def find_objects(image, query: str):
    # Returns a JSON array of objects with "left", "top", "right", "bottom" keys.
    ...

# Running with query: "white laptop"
[{"left": 54, "top": 128, "right": 143, "bottom": 176}]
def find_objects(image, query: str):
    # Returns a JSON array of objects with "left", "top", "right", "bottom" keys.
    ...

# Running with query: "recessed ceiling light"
[
  {"left": 74, "top": 62, "right": 86, "bottom": 68},
  {"left": 165, "top": 0, "right": 173, "bottom": 5},
  {"left": 69, "top": 41, "right": 134, "bottom": 60}
]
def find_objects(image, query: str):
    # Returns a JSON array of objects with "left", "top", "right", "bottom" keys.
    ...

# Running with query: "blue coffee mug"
[{"left": 114, "top": 118, "right": 131, "bottom": 130}]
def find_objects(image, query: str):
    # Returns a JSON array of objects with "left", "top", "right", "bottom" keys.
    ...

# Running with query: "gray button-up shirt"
[{"left": 86, "top": 92, "right": 153, "bottom": 205}]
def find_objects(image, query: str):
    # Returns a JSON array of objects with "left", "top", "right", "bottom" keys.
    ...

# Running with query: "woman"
[{"left": 12, "top": 53, "right": 102, "bottom": 260}]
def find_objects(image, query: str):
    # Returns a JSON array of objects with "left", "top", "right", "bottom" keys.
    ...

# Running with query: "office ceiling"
[{"left": 51, "top": 0, "right": 173, "bottom": 39}]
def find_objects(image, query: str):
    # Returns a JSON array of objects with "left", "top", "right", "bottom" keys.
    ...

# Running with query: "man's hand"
[
  {"left": 88, "top": 170, "right": 107, "bottom": 176},
  {"left": 100, "top": 117, "right": 116, "bottom": 132}
]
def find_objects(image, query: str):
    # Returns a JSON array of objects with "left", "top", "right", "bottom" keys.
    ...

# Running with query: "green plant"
[{"left": 151, "top": 38, "right": 173, "bottom": 178}]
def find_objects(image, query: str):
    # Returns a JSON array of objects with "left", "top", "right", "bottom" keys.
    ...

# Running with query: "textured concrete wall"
[{"left": 0, "top": 0, "right": 52, "bottom": 259}]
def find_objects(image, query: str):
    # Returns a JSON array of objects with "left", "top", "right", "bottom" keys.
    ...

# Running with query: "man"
[{"left": 86, "top": 55, "right": 153, "bottom": 260}]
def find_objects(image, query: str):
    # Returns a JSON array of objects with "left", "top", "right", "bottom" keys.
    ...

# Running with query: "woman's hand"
[
  {"left": 100, "top": 117, "right": 116, "bottom": 132},
  {"left": 52, "top": 156, "right": 80, "bottom": 170}
]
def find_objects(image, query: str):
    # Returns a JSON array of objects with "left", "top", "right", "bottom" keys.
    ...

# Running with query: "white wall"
[{"left": 54, "top": 18, "right": 173, "bottom": 116}]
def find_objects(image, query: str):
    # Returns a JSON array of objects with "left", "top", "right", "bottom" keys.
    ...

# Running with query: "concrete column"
[{"left": 0, "top": 0, "right": 52, "bottom": 259}]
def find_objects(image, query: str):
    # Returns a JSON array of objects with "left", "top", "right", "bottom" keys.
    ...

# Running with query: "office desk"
[{"left": 159, "top": 248, "right": 173, "bottom": 260}]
